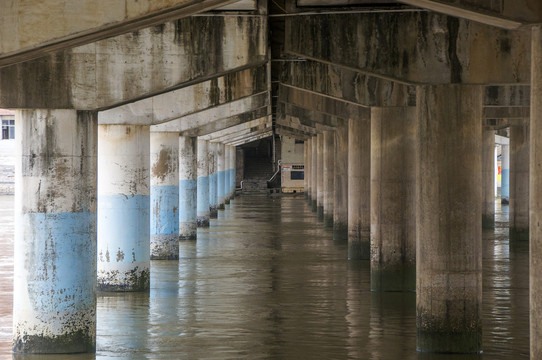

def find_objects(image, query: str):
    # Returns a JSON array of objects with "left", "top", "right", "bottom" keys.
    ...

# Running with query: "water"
[{"left": 0, "top": 195, "right": 529, "bottom": 359}]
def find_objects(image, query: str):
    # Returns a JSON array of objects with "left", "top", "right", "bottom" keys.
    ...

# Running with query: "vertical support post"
[
  {"left": 197, "top": 139, "right": 210, "bottom": 227},
  {"left": 98, "top": 124, "right": 150, "bottom": 292},
  {"left": 208, "top": 142, "right": 218, "bottom": 218},
  {"left": 510, "top": 120, "right": 530, "bottom": 240},
  {"left": 323, "top": 130, "right": 335, "bottom": 227},
  {"left": 217, "top": 143, "right": 225, "bottom": 210},
  {"left": 150, "top": 132, "right": 179, "bottom": 260},
  {"left": 305, "top": 138, "right": 311, "bottom": 203},
  {"left": 311, "top": 136, "right": 318, "bottom": 211},
  {"left": 334, "top": 122, "right": 348, "bottom": 241},
  {"left": 13, "top": 109, "right": 97, "bottom": 353},
  {"left": 370, "top": 107, "right": 416, "bottom": 292},
  {"left": 501, "top": 143, "right": 510, "bottom": 203},
  {"left": 348, "top": 110, "right": 371, "bottom": 260},
  {"left": 224, "top": 145, "right": 231, "bottom": 205},
  {"left": 317, "top": 133, "right": 324, "bottom": 220},
  {"left": 416, "top": 84, "right": 482, "bottom": 354},
  {"left": 482, "top": 127, "right": 495, "bottom": 229},
  {"left": 179, "top": 136, "right": 197, "bottom": 240},
  {"left": 230, "top": 145, "right": 236, "bottom": 200}
]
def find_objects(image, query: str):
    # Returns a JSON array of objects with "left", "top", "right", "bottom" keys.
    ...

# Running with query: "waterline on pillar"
[
  {"left": 150, "top": 185, "right": 179, "bottom": 260},
  {"left": 179, "top": 179, "right": 197, "bottom": 240}
]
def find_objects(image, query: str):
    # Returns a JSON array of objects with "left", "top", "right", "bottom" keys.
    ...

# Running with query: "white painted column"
[
  {"left": 179, "top": 136, "right": 197, "bottom": 240},
  {"left": 217, "top": 143, "right": 226, "bottom": 210},
  {"left": 224, "top": 144, "right": 231, "bottom": 205},
  {"left": 97, "top": 124, "right": 150, "bottom": 292},
  {"left": 197, "top": 139, "right": 210, "bottom": 227},
  {"left": 13, "top": 109, "right": 97, "bottom": 353},
  {"left": 208, "top": 142, "right": 218, "bottom": 218}
]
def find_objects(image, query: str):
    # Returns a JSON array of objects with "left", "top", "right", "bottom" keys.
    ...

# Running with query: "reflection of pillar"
[
  {"left": 98, "top": 124, "right": 150, "bottom": 292},
  {"left": 501, "top": 143, "right": 510, "bottom": 203},
  {"left": 416, "top": 85, "right": 482, "bottom": 354},
  {"left": 317, "top": 133, "right": 324, "bottom": 221},
  {"left": 150, "top": 132, "right": 179, "bottom": 260},
  {"left": 531, "top": 25, "right": 542, "bottom": 359},
  {"left": 311, "top": 136, "right": 318, "bottom": 211},
  {"left": 370, "top": 107, "right": 416, "bottom": 292},
  {"left": 13, "top": 110, "right": 97, "bottom": 353},
  {"left": 179, "top": 136, "right": 197, "bottom": 240},
  {"left": 323, "top": 130, "right": 335, "bottom": 227},
  {"left": 208, "top": 143, "right": 218, "bottom": 219},
  {"left": 348, "top": 111, "right": 371, "bottom": 260},
  {"left": 510, "top": 121, "right": 530, "bottom": 241},
  {"left": 197, "top": 139, "right": 210, "bottom": 227},
  {"left": 482, "top": 127, "right": 495, "bottom": 229},
  {"left": 334, "top": 123, "right": 348, "bottom": 241}
]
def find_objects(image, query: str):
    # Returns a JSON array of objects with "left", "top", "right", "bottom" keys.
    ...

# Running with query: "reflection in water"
[{"left": 0, "top": 195, "right": 529, "bottom": 359}]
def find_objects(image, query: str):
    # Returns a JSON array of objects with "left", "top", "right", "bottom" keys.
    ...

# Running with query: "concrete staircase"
[{"left": 241, "top": 156, "right": 274, "bottom": 193}]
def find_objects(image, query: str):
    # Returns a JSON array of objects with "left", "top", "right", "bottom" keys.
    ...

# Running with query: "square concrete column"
[
  {"left": 323, "top": 130, "right": 335, "bottom": 227},
  {"left": 217, "top": 143, "right": 226, "bottom": 210},
  {"left": 98, "top": 124, "right": 150, "bottom": 292},
  {"left": 416, "top": 84, "right": 482, "bottom": 354},
  {"left": 317, "top": 133, "right": 324, "bottom": 220},
  {"left": 197, "top": 139, "right": 210, "bottom": 227},
  {"left": 179, "top": 136, "right": 197, "bottom": 240},
  {"left": 501, "top": 143, "right": 510, "bottom": 204},
  {"left": 224, "top": 145, "right": 231, "bottom": 205},
  {"left": 311, "top": 136, "right": 318, "bottom": 211},
  {"left": 229, "top": 145, "right": 236, "bottom": 200},
  {"left": 348, "top": 111, "right": 371, "bottom": 260},
  {"left": 482, "top": 126, "right": 495, "bottom": 229},
  {"left": 150, "top": 132, "right": 179, "bottom": 260},
  {"left": 510, "top": 120, "right": 530, "bottom": 241},
  {"left": 13, "top": 110, "right": 97, "bottom": 354},
  {"left": 305, "top": 138, "right": 311, "bottom": 202},
  {"left": 333, "top": 123, "right": 348, "bottom": 241},
  {"left": 208, "top": 142, "right": 218, "bottom": 219},
  {"left": 370, "top": 107, "right": 416, "bottom": 292}
]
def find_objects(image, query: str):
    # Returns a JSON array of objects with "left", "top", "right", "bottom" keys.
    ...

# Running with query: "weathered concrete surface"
[
  {"left": 323, "top": 130, "right": 335, "bottom": 227},
  {"left": 0, "top": 0, "right": 239, "bottom": 65},
  {"left": 416, "top": 84, "right": 482, "bottom": 353},
  {"left": 13, "top": 109, "right": 97, "bottom": 353},
  {"left": 179, "top": 136, "right": 197, "bottom": 240},
  {"left": 150, "top": 132, "right": 179, "bottom": 259},
  {"left": 285, "top": 11, "right": 529, "bottom": 85},
  {"left": 510, "top": 120, "right": 530, "bottom": 241},
  {"left": 0, "top": 16, "right": 267, "bottom": 109},
  {"left": 229, "top": 130, "right": 272, "bottom": 146},
  {"left": 531, "top": 25, "right": 542, "bottom": 360},
  {"left": 482, "top": 126, "right": 495, "bottom": 229},
  {"left": 217, "top": 143, "right": 226, "bottom": 210},
  {"left": 280, "top": 59, "right": 416, "bottom": 107},
  {"left": 208, "top": 142, "right": 218, "bottom": 218},
  {"left": 316, "top": 133, "right": 324, "bottom": 221},
  {"left": 311, "top": 135, "right": 318, "bottom": 211},
  {"left": 197, "top": 139, "right": 210, "bottom": 227},
  {"left": 348, "top": 110, "right": 371, "bottom": 260},
  {"left": 276, "top": 115, "right": 318, "bottom": 136},
  {"left": 501, "top": 143, "right": 510, "bottom": 203},
  {"left": 333, "top": 122, "right": 348, "bottom": 242},
  {"left": 198, "top": 117, "right": 269, "bottom": 141},
  {"left": 278, "top": 102, "right": 341, "bottom": 130},
  {"left": 224, "top": 144, "right": 231, "bottom": 204},
  {"left": 305, "top": 139, "right": 311, "bottom": 200},
  {"left": 97, "top": 124, "right": 150, "bottom": 292}
]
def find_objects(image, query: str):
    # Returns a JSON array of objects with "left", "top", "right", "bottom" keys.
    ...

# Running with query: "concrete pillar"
[
  {"left": 179, "top": 136, "right": 197, "bottom": 240},
  {"left": 334, "top": 123, "right": 348, "bottom": 241},
  {"left": 510, "top": 121, "right": 530, "bottom": 241},
  {"left": 416, "top": 85, "right": 482, "bottom": 354},
  {"left": 370, "top": 107, "right": 416, "bottom": 292},
  {"left": 482, "top": 127, "right": 495, "bottom": 229},
  {"left": 501, "top": 143, "right": 510, "bottom": 203},
  {"left": 217, "top": 143, "right": 226, "bottom": 210},
  {"left": 323, "top": 130, "right": 335, "bottom": 227},
  {"left": 208, "top": 142, "right": 218, "bottom": 219},
  {"left": 530, "top": 24, "right": 542, "bottom": 360},
  {"left": 316, "top": 133, "right": 324, "bottom": 220},
  {"left": 305, "top": 138, "right": 311, "bottom": 203},
  {"left": 311, "top": 136, "right": 318, "bottom": 211},
  {"left": 150, "top": 132, "right": 179, "bottom": 260},
  {"left": 348, "top": 113, "right": 371, "bottom": 260},
  {"left": 229, "top": 146, "right": 236, "bottom": 200},
  {"left": 224, "top": 145, "right": 231, "bottom": 205},
  {"left": 98, "top": 124, "right": 150, "bottom": 291},
  {"left": 197, "top": 139, "right": 210, "bottom": 227},
  {"left": 13, "top": 109, "right": 97, "bottom": 353}
]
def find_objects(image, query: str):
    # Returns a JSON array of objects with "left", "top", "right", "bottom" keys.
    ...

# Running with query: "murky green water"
[{"left": 0, "top": 195, "right": 529, "bottom": 359}]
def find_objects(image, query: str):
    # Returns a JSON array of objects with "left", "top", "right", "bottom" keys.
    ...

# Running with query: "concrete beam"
[
  {"left": 199, "top": 116, "right": 269, "bottom": 140},
  {"left": 229, "top": 130, "right": 273, "bottom": 146},
  {"left": 150, "top": 91, "right": 268, "bottom": 131},
  {"left": 0, "top": 16, "right": 267, "bottom": 109},
  {"left": 0, "top": 0, "right": 240, "bottom": 66},
  {"left": 180, "top": 106, "right": 269, "bottom": 137},
  {"left": 277, "top": 115, "right": 318, "bottom": 135},
  {"left": 397, "top": 0, "right": 541, "bottom": 27},
  {"left": 278, "top": 102, "right": 342, "bottom": 130},
  {"left": 484, "top": 106, "right": 530, "bottom": 119},
  {"left": 210, "top": 121, "right": 271, "bottom": 143},
  {"left": 275, "top": 124, "right": 312, "bottom": 140},
  {"left": 285, "top": 11, "right": 530, "bottom": 84}
]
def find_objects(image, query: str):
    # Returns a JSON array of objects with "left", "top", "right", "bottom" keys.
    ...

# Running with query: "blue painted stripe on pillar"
[
  {"left": 150, "top": 185, "right": 179, "bottom": 235},
  {"left": 501, "top": 168, "right": 510, "bottom": 198},
  {"left": 23, "top": 211, "right": 96, "bottom": 312},
  {"left": 197, "top": 176, "right": 210, "bottom": 215},
  {"left": 179, "top": 179, "right": 197, "bottom": 222},
  {"left": 209, "top": 173, "right": 217, "bottom": 206},
  {"left": 98, "top": 194, "right": 150, "bottom": 263},
  {"left": 217, "top": 171, "right": 225, "bottom": 203}
]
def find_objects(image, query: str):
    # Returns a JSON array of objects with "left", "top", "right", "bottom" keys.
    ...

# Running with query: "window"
[{"left": 1, "top": 118, "right": 14, "bottom": 139}]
